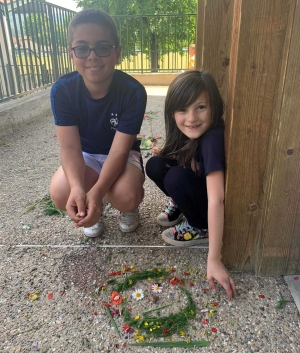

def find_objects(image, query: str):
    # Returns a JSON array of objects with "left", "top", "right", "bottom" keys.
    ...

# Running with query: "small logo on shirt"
[{"left": 110, "top": 113, "right": 118, "bottom": 130}]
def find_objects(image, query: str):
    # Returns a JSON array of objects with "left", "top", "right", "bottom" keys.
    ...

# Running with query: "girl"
[{"left": 146, "top": 70, "right": 236, "bottom": 298}]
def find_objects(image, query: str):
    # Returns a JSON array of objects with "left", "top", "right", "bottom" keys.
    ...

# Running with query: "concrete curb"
[{"left": 0, "top": 88, "right": 51, "bottom": 138}]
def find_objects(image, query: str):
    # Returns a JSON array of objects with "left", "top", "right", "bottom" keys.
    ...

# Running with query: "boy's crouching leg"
[
  {"left": 106, "top": 163, "right": 144, "bottom": 232},
  {"left": 49, "top": 166, "right": 70, "bottom": 211}
]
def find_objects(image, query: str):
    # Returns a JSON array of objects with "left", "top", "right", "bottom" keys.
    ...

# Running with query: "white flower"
[
  {"left": 132, "top": 289, "right": 144, "bottom": 301},
  {"left": 151, "top": 283, "right": 163, "bottom": 293}
]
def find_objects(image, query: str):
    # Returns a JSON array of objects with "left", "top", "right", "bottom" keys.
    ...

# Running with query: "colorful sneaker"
[
  {"left": 83, "top": 200, "right": 107, "bottom": 238},
  {"left": 119, "top": 208, "right": 140, "bottom": 233},
  {"left": 162, "top": 220, "right": 209, "bottom": 247},
  {"left": 156, "top": 199, "right": 183, "bottom": 227}
]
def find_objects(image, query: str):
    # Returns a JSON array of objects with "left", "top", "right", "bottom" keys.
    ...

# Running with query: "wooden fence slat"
[
  {"left": 256, "top": 0, "right": 300, "bottom": 276},
  {"left": 197, "top": 0, "right": 300, "bottom": 275}
]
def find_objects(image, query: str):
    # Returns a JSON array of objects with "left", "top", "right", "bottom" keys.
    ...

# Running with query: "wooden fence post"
[{"left": 196, "top": 0, "right": 300, "bottom": 275}]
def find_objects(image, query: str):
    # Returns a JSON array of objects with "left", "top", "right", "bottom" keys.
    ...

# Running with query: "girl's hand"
[
  {"left": 66, "top": 187, "right": 87, "bottom": 224},
  {"left": 207, "top": 258, "right": 236, "bottom": 299}
]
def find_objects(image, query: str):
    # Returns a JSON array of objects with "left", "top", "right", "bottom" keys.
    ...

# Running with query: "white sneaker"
[
  {"left": 119, "top": 208, "right": 140, "bottom": 233},
  {"left": 83, "top": 200, "right": 107, "bottom": 238},
  {"left": 83, "top": 218, "right": 105, "bottom": 238}
]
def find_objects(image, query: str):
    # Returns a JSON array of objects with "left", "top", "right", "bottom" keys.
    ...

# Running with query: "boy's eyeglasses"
[{"left": 71, "top": 45, "right": 116, "bottom": 58}]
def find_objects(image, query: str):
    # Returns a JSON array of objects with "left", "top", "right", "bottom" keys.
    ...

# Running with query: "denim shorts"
[{"left": 82, "top": 150, "right": 144, "bottom": 174}]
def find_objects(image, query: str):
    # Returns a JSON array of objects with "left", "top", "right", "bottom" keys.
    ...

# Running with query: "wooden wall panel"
[
  {"left": 256, "top": 0, "right": 300, "bottom": 276},
  {"left": 196, "top": 0, "right": 300, "bottom": 275},
  {"left": 196, "top": 0, "right": 234, "bottom": 106}
]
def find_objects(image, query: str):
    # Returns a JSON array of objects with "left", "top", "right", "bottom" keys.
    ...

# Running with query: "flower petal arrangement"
[
  {"left": 110, "top": 291, "right": 123, "bottom": 305},
  {"left": 151, "top": 283, "right": 163, "bottom": 293},
  {"left": 132, "top": 289, "right": 144, "bottom": 301}
]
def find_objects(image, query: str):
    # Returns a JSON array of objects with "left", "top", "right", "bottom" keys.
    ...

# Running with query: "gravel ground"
[{"left": 0, "top": 86, "right": 299, "bottom": 353}]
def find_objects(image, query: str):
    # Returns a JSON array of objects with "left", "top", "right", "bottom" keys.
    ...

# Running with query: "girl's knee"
[
  {"left": 145, "top": 155, "right": 167, "bottom": 180},
  {"left": 164, "top": 166, "right": 188, "bottom": 190}
]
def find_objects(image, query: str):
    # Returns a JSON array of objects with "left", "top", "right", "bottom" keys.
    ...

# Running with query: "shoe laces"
[
  {"left": 164, "top": 199, "right": 177, "bottom": 215},
  {"left": 174, "top": 220, "right": 194, "bottom": 235}
]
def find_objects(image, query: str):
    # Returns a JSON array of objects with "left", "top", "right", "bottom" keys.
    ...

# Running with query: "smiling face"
[
  {"left": 173, "top": 91, "right": 211, "bottom": 140},
  {"left": 68, "top": 23, "right": 121, "bottom": 97}
]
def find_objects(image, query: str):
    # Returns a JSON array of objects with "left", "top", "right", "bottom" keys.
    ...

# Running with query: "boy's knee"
[
  {"left": 49, "top": 184, "right": 67, "bottom": 211},
  {"left": 112, "top": 186, "right": 144, "bottom": 212}
]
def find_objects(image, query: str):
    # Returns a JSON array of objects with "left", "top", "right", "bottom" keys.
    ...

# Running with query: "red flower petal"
[
  {"left": 202, "top": 319, "right": 209, "bottom": 325},
  {"left": 179, "top": 279, "right": 184, "bottom": 285},
  {"left": 213, "top": 301, "right": 218, "bottom": 306},
  {"left": 202, "top": 288, "right": 209, "bottom": 292},
  {"left": 52, "top": 134, "right": 57, "bottom": 138},
  {"left": 47, "top": 293, "right": 53, "bottom": 299},
  {"left": 115, "top": 271, "right": 121, "bottom": 275},
  {"left": 168, "top": 276, "right": 179, "bottom": 286},
  {"left": 162, "top": 328, "right": 169, "bottom": 334},
  {"left": 294, "top": 276, "right": 299, "bottom": 280},
  {"left": 123, "top": 342, "right": 127, "bottom": 348},
  {"left": 169, "top": 268, "right": 176, "bottom": 273},
  {"left": 128, "top": 307, "right": 132, "bottom": 311},
  {"left": 108, "top": 272, "right": 116, "bottom": 276},
  {"left": 189, "top": 282, "right": 195, "bottom": 287},
  {"left": 103, "top": 301, "right": 111, "bottom": 307},
  {"left": 184, "top": 271, "right": 191, "bottom": 276},
  {"left": 211, "top": 327, "right": 217, "bottom": 333},
  {"left": 93, "top": 311, "right": 97, "bottom": 315},
  {"left": 259, "top": 294, "right": 265, "bottom": 299}
]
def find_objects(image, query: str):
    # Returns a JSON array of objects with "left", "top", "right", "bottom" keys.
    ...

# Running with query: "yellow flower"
[
  {"left": 157, "top": 269, "right": 161, "bottom": 272},
  {"left": 23, "top": 313, "right": 28, "bottom": 317},
  {"left": 190, "top": 310, "right": 194, "bottom": 315},
  {"left": 150, "top": 328, "right": 153, "bottom": 332},
  {"left": 128, "top": 279, "right": 133, "bottom": 285},
  {"left": 135, "top": 334, "right": 145, "bottom": 342},
  {"left": 130, "top": 266, "right": 134, "bottom": 269},
  {"left": 209, "top": 309, "right": 216, "bottom": 317},
  {"left": 134, "top": 316, "right": 140, "bottom": 320},
  {"left": 184, "top": 232, "right": 192, "bottom": 240},
  {"left": 179, "top": 330, "right": 185, "bottom": 337},
  {"left": 148, "top": 277, "right": 152, "bottom": 281},
  {"left": 31, "top": 294, "right": 38, "bottom": 301},
  {"left": 144, "top": 322, "right": 149, "bottom": 326},
  {"left": 159, "top": 276, "right": 164, "bottom": 280},
  {"left": 186, "top": 337, "right": 191, "bottom": 343}
]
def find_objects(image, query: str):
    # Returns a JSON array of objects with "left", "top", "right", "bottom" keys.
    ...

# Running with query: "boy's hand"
[
  {"left": 66, "top": 188, "right": 87, "bottom": 224},
  {"left": 75, "top": 189, "right": 103, "bottom": 228},
  {"left": 207, "top": 258, "right": 236, "bottom": 299}
]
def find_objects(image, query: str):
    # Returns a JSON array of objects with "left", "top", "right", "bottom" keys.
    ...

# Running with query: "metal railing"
[{"left": 0, "top": 0, "right": 196, "bottom": 102}]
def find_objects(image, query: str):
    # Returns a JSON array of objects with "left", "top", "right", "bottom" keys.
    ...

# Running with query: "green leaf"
[{"left": 129, "top": 340, "right": 210, "bottom": 348}]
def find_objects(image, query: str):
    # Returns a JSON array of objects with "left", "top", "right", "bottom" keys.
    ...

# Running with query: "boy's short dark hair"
[{"left": 68, "top": 9, "right": 119, "bottom": 47}]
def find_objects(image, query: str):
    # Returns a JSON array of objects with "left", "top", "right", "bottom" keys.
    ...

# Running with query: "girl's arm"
[{"left": 206, "top": 170, "right": 236, "bottom": 298}]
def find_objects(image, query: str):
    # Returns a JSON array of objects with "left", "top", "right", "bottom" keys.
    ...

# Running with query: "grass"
[{"left": 23, "top": 194, "right": 64, "bottom": 216}]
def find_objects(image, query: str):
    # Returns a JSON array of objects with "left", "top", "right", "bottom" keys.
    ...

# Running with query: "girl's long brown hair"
[{"left": 160, "top": 70, "right": 224, "bottom": 171}]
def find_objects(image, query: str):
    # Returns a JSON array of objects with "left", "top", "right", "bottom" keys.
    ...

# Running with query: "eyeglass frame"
[{"left": 70, "top": 44, "right": 117, "bottom": 58}]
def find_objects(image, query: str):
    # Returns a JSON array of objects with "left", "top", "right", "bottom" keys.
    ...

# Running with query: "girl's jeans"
[{"left": 145, "top": 155, "right": 208, "bottom": 229}]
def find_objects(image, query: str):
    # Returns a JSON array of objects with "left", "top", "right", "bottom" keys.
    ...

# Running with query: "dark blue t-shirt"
[
  {"left": 50, "top": 70, "right": 147, "bottom": 154},
  {"left": 197, "top": 126, "right": 225, "bottom": 177}
]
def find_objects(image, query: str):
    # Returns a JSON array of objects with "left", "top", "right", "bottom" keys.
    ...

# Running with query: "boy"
[{"left": 49, "top": 9, "right": 147, "bottom": 237}]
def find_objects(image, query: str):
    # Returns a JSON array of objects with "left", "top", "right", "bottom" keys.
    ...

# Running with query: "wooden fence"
[{"left": 196, "top": 0, "right": 300, "bottom": 276}]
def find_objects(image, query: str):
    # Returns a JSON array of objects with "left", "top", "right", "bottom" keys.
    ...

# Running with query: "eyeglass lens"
[{"left": 74, "top": 45, "right": 112, "bottom": 58}]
